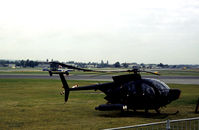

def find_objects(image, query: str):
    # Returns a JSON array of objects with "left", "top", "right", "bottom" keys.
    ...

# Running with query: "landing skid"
[{"left": 119, "top": 109, "right": 179, "bottom": 116}]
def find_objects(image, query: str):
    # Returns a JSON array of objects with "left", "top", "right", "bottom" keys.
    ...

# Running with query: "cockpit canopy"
[{"left": 143, "top": 78, "right": 170, "bottom": 90}]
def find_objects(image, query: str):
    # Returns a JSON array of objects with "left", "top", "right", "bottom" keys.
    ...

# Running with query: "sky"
[{"left": 0, "top": 0, "right": 199, "bottom": 64}]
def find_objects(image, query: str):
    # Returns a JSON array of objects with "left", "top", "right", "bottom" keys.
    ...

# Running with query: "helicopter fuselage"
[
  {"left": 48, "top": 62, "right": 181, "bottom": 113},
  {"left": 98, "top": 78, "right": 180, "bottom": 110},
  {"left": 69, "top": 74, "right": 181, "bottom": 111}
]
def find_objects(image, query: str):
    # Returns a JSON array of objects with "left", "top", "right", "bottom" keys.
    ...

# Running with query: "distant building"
[
  {"left": 128, "top": 63, "right": 139, "bottom": 69},
  {"left": 145, "top": 64, "right": 158, "bottom": 69},
  {"left": 38, "top": 63, "right": 50, "bottom": 68},
  {"left": 85, "top": 65, "right": 95, "bottom": 68},
  {"left": 8, "top": 64, "right": 16, "bottom": 68}
]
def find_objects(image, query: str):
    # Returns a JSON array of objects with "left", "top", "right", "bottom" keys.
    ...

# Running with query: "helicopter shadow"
[{"left": 98, "top": 110, "right": 179, "bottom": 119}]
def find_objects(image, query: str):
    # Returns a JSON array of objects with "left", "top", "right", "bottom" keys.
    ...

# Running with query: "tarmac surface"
[{"left": 0, "top": 74, "right": 199, "bottom": 84}]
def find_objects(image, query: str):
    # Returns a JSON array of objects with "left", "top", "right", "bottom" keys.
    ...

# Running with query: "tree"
[
  {"left": 122, "top": 63, "right": 128, "bottom": 68},
  {"left": 114, "top": 62, "right": 120, "bottom": 68},
  {"left": 157, "top": 63, "right": 169, "bottom": 68},
  {"left": 20, "top": 60, "right": 25, "bottom": 67},
  {"left": 157, "top": 63, "right": 164, "bottom": 68},
  {"left": 106, "top": 60, "right": 109, "bottom": 65}
]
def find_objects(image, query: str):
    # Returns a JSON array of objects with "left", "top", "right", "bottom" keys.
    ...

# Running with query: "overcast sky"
[{"left": 0, "top": 0, "right": 199, "bottom": 64}]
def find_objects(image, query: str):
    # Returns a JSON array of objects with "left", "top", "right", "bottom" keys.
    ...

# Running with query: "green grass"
[{"left": 0, "top": 79, "right": 199, "bottom": 129}]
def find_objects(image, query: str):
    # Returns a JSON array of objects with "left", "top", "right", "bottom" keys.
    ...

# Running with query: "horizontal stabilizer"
[{"left": 48, "top": 71, "right": 69, "bottom": 76}]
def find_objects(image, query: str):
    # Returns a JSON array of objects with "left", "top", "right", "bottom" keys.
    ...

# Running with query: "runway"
[{"left": 0, "top": 74, "right": 199, "bottom": 85}]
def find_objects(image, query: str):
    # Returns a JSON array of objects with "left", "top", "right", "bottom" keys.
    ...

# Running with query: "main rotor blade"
[
  {"left": 140, "top": 70, "right": 160, "bottom": 75},
  {"left": 50, "top": 62, "right": 94, "bottom": 72},
  {"left": 50, "top": 62, "right": 128, "bottom": 73},
  {"left": 50, "top": 62, "right": 160, "bottom": 75}
]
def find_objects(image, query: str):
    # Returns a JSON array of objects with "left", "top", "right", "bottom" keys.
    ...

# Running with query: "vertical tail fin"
[
  {"left": 59, "top": 73, "right": 69, "bottom": 102},
  {"left": 49, "top": 71, "right": 70, "bottom": 102}
]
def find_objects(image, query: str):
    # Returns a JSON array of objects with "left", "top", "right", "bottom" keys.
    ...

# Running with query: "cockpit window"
[
  {"left": 123, "top": 81, "right": 156, "bottom": 96},
  {"left": 141, "top": 83, "right": 155, "bottom": 96},
  {"left": 144, "top": 78, "right": 170, "bottom": 90}
]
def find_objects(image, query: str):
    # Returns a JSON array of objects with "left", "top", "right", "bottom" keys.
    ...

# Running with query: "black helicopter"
[{"left": 49, "top": 62, "right": 181, "bottom": 114}]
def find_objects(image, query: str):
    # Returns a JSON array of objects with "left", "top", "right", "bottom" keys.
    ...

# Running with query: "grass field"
[{"left": 0, "top": 79, "right": 199, "bottom": 129}]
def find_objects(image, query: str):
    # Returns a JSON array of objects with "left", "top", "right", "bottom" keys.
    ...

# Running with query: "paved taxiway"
[{"left": 0, "top": 74, "right": 199, "bottom": 84}]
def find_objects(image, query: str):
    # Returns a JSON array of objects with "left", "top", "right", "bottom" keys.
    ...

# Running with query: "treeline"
[
  {"left": 0, "top": 59, "right": 173, "bottom": 69},
  {"left": 66, "top": 60, "right": 122, "bottom": 68},
  {"left": 1, "top": 59, "right": 198, "bottom": 69},
  {"left": 0, "top": 59, "right": 39, "bottom": 68}
]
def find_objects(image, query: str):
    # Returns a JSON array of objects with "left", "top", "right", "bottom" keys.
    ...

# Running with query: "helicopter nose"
[{"left": 169, "top": 89, "right": 181, "bottom": 101}]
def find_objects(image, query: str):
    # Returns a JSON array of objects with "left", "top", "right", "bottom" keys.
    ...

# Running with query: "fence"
[{"left": 104, "top": 117, "right": 199, "bottom": 130}]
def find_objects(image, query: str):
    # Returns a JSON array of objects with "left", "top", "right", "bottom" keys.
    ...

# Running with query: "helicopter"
[{"left": 48, "top": 62, "right": 181, "bottom": 114}]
